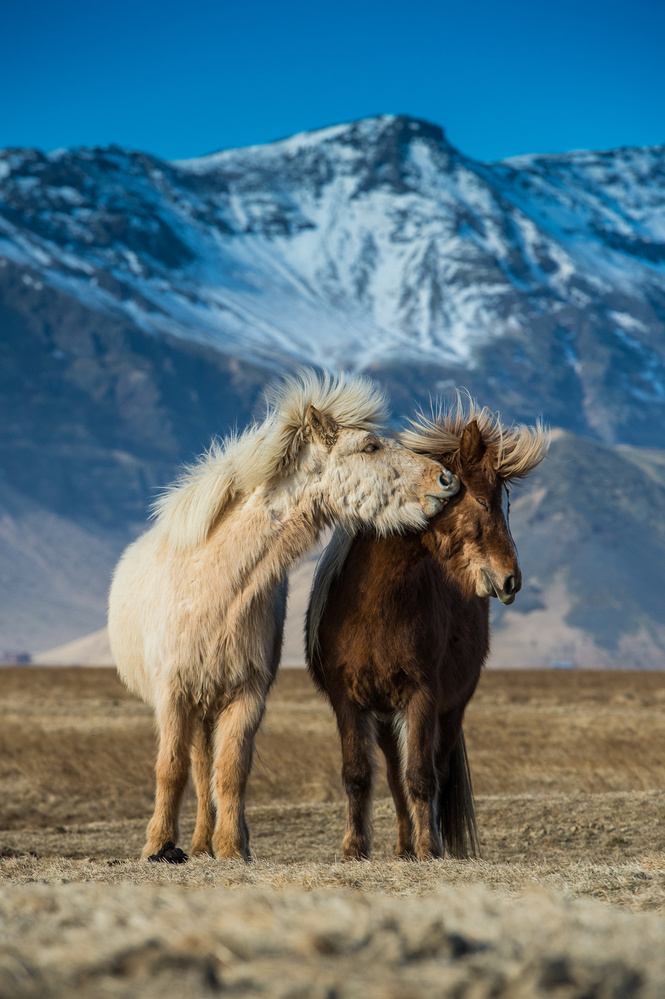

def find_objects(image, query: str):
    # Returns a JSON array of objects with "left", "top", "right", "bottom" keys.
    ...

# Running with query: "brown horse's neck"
[
  {"left": 356, "top": 529, "right": 429, "bottom": 574},
  {"left": 421, "top": 520, "right": 453, "bottom": 563},
  {"left": 351, "top": 522, "right": 478, "bottom": 607},
  {"left": 420, "top": 509, "right": 479, "bottom": 603}
]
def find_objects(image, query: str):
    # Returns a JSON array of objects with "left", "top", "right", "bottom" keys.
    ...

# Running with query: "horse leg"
[
  {"left": 404, "top": 692, "right": 442, "bottom": 860},
  {"left": 211, "top": 686, "right": 265, "bottom": 860},
  {"left": 376, "top": 716, "right": 414, "bottom": 858},
  {"left": 336, "top": 701, "right": 376, "bottom": 859},
  {"left": 142, "top": 695, "right": 193, "bottom": 860},
  {"left": 190, "top": 714, "right": 216, "bottom": 856},
  {"left": 436, "top": 708, "right": 479, "bottom": 858}
]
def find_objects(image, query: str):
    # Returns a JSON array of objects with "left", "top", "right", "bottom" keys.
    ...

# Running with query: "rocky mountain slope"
[
  {"left": 492, "top": 432, "right": 665, "bottom": 668},
  {"left": 2, "top": 115, "right": 665, "bottom": 442},
  {"left": 1, "top": 115, "right": 664, "bottom": 662}
]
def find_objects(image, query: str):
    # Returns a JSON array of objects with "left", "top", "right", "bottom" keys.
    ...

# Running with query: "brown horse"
[{"left": 306, "top": 400, "right": 549, "bottom": 861}]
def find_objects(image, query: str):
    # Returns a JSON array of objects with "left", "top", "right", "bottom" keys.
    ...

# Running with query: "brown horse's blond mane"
[{"left": 398, "top": 393, "right": 550, "bottom": 482}]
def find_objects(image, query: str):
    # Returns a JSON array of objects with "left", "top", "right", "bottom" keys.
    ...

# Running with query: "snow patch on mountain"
[{"left": 1, "top": 116, "right": 665, "bottom": 386}]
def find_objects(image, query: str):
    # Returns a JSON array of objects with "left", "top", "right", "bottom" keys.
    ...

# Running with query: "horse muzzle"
[
  {"left": 422, "top": 470, "right": 460, "bottom": 517},
  {"left": 478, "top": 569, "right": 521, "bottom": 605}
]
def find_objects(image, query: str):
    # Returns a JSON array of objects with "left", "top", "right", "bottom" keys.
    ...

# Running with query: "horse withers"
[
  {"left": 306, "top": 399, "right": 549, "bottom": 861},
  {"left": 108, "top": 370, "right": 458, "bottom": 862}
]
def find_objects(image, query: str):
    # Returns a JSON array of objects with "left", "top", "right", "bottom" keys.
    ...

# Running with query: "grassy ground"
[{"left": 1, "top": 667, "right": 664, "bottom": 997}]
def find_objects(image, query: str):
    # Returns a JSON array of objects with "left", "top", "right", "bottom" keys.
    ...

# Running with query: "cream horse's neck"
[{"left": 203, "top": 474, "right": 325, "bottom": 636}]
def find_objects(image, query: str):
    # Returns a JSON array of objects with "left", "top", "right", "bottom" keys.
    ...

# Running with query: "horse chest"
[{"left": 343, "top": 584, "right": 486, "bottom": 714}]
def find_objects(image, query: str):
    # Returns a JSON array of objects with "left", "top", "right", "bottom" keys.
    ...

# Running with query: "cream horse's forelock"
[{"left": 151, "top": 369, "right": 390, "bottom": 550}]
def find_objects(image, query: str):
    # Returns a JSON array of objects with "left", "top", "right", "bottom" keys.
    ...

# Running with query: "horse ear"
[
  {"left": 459, "top": 420, "right": 486, "bottom": 467},
  {"left": 307, "top": 405, "right": 339, "bottom": 447}
]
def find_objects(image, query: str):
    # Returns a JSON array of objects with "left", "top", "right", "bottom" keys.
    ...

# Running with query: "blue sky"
[{"left": 2, "top": 0, "right": 664, "bottom": 162}]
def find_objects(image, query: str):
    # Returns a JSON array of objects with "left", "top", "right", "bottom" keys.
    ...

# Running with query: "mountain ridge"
[
  {"left": 1, "top": 114, "right": 664, "bottom": 662},
  {"left": 2, "top": 113, "right": 664, "bottom": 445}
]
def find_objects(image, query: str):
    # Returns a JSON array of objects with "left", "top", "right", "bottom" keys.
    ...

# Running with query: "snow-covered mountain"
[
  {"left": 2, "top": 115, "right": 665, "bottom": 442},
  {"left": 1, "top": 115, "right": 665, "bottom": 661}
]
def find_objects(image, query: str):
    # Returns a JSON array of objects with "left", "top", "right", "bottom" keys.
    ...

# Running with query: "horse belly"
[{"left": 152, "top": 586, "right": 283, "bottom": 711}]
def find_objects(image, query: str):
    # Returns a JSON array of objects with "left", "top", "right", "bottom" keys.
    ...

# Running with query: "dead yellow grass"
[
  {"left": 465, "top": 669, "right": 665, "bottom": 795},
  {"left": 2, "top": 879, "right": 665, "bottom": 999},
  {"left": 1, "top": 667, "right": 664, "bottom": 880},
  {"left": 1, "top": 667, "right": 665, "bottom": 997},
  {"left": 2, "top": 667, "right": 664, "bottom": 825}
]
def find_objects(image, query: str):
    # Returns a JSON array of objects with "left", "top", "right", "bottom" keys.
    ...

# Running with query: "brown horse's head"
[
  {"left": 429, "top": 419, "right": 522, "bottom": 604},
  {"left": 399, "top": 400, "right": 550, "bottom": 605}
]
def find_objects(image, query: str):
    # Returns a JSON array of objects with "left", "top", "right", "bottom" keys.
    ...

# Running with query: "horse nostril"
[
  {"left": 503, "top": 574, "right": 517, "bottom": 595},
  {"left": 437, "top": 471, "right": 459, "bottom": 497}
]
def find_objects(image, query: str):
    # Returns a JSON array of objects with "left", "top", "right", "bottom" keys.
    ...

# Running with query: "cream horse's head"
[{"left": 302, "top": 404, "right": 459, "bottom": 534}]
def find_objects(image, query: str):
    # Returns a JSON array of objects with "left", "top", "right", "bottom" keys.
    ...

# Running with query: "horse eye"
[
  {"left": 363, "top": 443, "right": 379, "bottom": 454},
  {"left": 475, "top": 497, "right": 488, "bottom": 510}
]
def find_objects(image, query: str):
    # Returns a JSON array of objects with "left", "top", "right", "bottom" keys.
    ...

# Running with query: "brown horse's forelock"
[{"left": 398, "top": 394, "right": 550, "bottom": 482}]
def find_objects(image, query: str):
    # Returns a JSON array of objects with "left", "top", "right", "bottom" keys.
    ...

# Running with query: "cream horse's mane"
[
  {"left": 398, "top": 393, "right": 550, "bottom": 482},
  {"left": 151, "top": 369, "right": 389, "bottom": 549}
]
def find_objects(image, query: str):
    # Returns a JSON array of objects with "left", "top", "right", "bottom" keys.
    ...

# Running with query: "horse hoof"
[
  {"left": 396, "top": 849, "right": 417, "bottom": 861},
  {"left": 147, "top": 842, "right": 188, "bottom": 864},
  {"left": 211, "top": 844, "right": 252, "bottom": 861}
]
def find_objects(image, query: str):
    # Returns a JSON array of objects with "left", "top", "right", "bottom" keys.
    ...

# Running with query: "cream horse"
[{"left": 109, "top": 370, "right": 457, "bottom": 861}]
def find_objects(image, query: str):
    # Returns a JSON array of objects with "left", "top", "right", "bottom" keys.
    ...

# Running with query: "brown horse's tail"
[{"left": 438, "top": 728, "right": 480, "bottom": 859}]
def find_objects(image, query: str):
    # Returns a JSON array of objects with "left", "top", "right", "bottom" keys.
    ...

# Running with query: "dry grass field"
[{"left": 1, "top": 666, "right": 664, "bottom": 997}]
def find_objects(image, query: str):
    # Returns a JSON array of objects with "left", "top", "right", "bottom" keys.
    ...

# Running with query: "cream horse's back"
[{"left": 109, "top": 369, "right": 457, "bottom": 861}]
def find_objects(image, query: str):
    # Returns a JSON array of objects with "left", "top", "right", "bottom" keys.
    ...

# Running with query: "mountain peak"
[
  {"left": 176, "top": 115, "right": 451, "bottom": 173},
  {"left": 325, "top": 114, "right": 447, "bottom": 146},
  {"left": 374, "top": 114, "right": 446, "bottom": 144}
]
